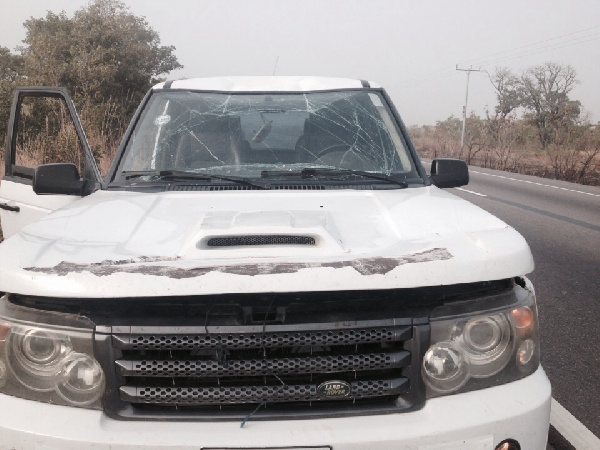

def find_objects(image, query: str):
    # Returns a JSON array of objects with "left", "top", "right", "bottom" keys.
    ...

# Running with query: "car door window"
[
  {"left": 0, "top": 88, "right": 101, "bottom": 239},
  {"left": 12, "top": 96, "right": 87, "bottom": 179}
]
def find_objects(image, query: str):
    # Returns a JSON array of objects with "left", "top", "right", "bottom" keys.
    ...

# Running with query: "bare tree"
[
  {"left": 489, "top": 67, "right": 522, "bottom": 120},
  {"left": 520, "top": 62, "right": 580, "bottom": 149}
]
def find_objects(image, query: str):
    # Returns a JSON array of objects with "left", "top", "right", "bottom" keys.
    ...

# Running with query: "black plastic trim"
[
  {"left": 0, "top": 202, "right": 20, "bottom": 212},
  {"left": 105, "top": 89, "right": 154, "bottom": 186},
  {"left": 379, "top": 89, "right": 431, "bottom": 185}
]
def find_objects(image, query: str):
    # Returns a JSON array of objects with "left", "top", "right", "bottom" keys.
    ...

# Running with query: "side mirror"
[
  {"left": 430, "top": 158, "right": 469, "bottom": 188},
  {"left": 33, "top": 163, "right": 86, "bottom": 195}
]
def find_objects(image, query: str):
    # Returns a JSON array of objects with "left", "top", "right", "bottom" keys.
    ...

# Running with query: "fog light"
[
  {"left": 516, "top": 339, "right": 535, "bottom": 365},
  {"left": 495, "top": 439, "right": 520, "bottom": 450},
  {"left": 56, "top": 353, "right": 105, "bottom": 405},
  {"left": 422, "top": 341, "right": 468, "bottom": 393}
]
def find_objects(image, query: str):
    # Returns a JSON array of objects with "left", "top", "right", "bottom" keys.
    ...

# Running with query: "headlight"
[
  {"left": 423, "top": 278, "right": 540, "bottom": 397},
  {"left": 0, "top": 296, "right": 104, "bottom": 409}
]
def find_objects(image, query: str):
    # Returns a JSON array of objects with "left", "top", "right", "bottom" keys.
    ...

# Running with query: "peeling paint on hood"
[
  {"left": 0, "top": 187, "right": 534, "bottom": 298},
  {"left": 23, "top": 248, "right": 452, "bottom": 279}
]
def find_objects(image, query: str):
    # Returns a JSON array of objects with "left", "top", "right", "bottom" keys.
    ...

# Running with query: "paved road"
[{"left": 441, "top": 164, "right": 600, "bottom": 438}]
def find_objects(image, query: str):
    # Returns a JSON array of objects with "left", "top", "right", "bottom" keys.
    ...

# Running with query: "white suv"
[{"left": 0, "top": 77, "right": 550, "bottom": 449}]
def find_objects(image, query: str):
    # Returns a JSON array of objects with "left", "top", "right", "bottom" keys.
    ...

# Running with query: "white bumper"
[{"left": 0, "top": 368, "right": 550, "bottom": 450}]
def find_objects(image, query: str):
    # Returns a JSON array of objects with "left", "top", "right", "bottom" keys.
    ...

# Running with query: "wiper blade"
[
  {"left": 302, "top": 168, "right": 408, "bottom": 187},
  {"left": 124, "top": 170, "right": 210, "bottom": 180},
  {"left": 123, "top": 170, "right": 271, "bottom": 189},
  {"left": 261, "top": 168, "right": 408, "bottom": 188}
]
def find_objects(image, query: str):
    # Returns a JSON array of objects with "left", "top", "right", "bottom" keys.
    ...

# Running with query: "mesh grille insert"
[
  {"left": 207, "top": 235, "right": 316, "bottom": 247},
  {"left": 120, "top": 378, "right": 408, "bottom": 405},
  {"left": 113, "top": 326, "right": 404, "bottom": 350},
  {"left": 116, "top": 351, "right": 409, "bottom": 377}
]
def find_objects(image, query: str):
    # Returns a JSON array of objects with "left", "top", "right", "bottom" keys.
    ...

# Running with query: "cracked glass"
[{"left": 119, "top": 90, "right": 417, "bottom": 181}]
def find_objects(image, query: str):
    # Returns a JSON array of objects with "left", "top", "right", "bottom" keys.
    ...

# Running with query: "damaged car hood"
[{"left": 0, "top": 187, "right": 533, "bottom": 297}]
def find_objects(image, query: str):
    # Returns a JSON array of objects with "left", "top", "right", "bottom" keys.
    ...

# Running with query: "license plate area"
[{"left": 202, "top": 447, "right": 331, "bottom": 450}]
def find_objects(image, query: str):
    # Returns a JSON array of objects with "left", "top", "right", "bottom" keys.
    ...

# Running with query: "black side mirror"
[
  {"left": 430, "top": 158, "right": 469, "bottom": 188},
  {"left": 33, "top": 163, "right": 86, "bottom": 195}
]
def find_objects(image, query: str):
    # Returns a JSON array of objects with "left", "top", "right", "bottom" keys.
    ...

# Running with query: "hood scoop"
[{"left": 206, "top": 235, "right": 316, "bottom": 247}]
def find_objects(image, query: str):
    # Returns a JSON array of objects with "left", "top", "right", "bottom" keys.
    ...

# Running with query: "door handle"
[{"left": 0, "top": 202, "right": 20, "bottom": 212}]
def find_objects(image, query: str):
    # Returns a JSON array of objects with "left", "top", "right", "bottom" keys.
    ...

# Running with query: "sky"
[{"left": 1, "top": 0, "right": 599, "bottom": 126}]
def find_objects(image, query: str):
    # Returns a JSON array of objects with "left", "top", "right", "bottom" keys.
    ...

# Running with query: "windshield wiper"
[
  {"left": 261, "top": 168, "right": 408, "bottom": 188},
  {"left": 123, "top": 170, "right": 271, "bottom": 189}
]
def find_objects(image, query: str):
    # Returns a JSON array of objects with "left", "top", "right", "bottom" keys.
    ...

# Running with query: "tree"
[
  {"left": 433, "top": 116, "right": 462, "bottom": 157},
  {"left": 12, "top": 0, "right": 183, "bottom": 170},
  {"left": 0, "top": 47, "right": 25, "bottom": 163},
  {"left": 20, "top": 0, "right": 182, "bottom": 105},
  {"left": 0, "top": 46, "right": 23, "bottom": 83},
  {"left": 490, "top": 67, "right": 522, "bottom": 120},
  {"left": 462, "top": 114, "right": 488, "bottom": 165},
  {"left": 519, "top": 62, "right": 580, "bottom": 149}
]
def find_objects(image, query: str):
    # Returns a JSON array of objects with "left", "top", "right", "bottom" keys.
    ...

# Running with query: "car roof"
[{"left": 153, "top": 76, "right": 381, "bottom": 92}]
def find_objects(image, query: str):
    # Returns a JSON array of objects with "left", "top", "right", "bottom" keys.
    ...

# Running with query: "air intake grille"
[{"left": 207, "top": 235, "right": 315, "bottom": 247}]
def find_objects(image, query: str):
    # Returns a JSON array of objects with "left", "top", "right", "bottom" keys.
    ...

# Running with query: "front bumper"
[{"left": 0, "top": 367, "right": 551, "bottom": 450}]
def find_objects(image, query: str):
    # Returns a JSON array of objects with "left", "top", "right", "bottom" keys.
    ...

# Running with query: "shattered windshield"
[{"left": 118, "top": 90, "right": 419, "bottom": 182}]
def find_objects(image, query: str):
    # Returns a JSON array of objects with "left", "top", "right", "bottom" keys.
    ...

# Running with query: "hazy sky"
[{"left": 1, "top": 0, "right": 599, "bottom": 125}]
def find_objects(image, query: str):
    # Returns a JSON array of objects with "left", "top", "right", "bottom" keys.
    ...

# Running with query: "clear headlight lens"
[
  {"left": 56, "top": 353, "right": 104, "bottom": 405},
  {"left": 423, "top": 278, "right": 540, "bottom": 397},
  {"left": 0, "top": 296, "right": 104, "bottom": 409},
  {"left": 422, "top": 341, "right": 469, "bottom": 393},
  {"left": 9, "top": 328, "right": 74, "bottom": 391},
  {"left": 452, "top": 314, "right": 513, "bottom": 378}
]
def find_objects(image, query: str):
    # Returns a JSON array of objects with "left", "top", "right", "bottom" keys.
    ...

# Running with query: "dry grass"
[{"left": 412, "top": 132, "right": 600, "bottom": 186}]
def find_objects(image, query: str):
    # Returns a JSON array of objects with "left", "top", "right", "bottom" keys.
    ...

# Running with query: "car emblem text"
[{"left": 317, "top": 380, "right": 351, "bottom": 399}]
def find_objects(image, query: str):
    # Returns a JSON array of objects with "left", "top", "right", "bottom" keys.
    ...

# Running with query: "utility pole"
[{"left": 456, "top": 65, "right": 483, "bottom": 159}]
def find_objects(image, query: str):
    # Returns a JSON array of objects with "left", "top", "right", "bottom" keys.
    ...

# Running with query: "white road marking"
[
  {"left": 551, "top": 398, "right": 600, "bottom": 449},
  {"left": 470, "top": 170, "right": 600, "bottom": 197},
  {"left": 454, "top": 187, "right": 487, "bottom": 197}
]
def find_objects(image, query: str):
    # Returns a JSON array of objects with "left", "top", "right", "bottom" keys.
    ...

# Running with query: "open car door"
[{"left": 0, "top": 87, "right": 102, "bottom": 239}]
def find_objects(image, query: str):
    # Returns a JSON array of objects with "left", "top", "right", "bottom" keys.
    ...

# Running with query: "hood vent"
[{"left": 207, "top": 235, "right": 316, "bottom": 247}]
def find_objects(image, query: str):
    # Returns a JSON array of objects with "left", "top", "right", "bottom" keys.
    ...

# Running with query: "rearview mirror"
[
  {"left": 430, "top": 158, "right": 469, "bottom": 188},
  {"left": 33, "top": 163, "right": 86, "bottom": 195}
]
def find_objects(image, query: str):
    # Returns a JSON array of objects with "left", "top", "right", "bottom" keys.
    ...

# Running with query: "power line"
[
  {"left": 476, "top": 33, "right": 600, "bottom": 67},
  {"left": 458, "top": 25, "right": 600, "bottom": 67},
  {"left": 396, "top": 25, "right": 600, "bottom": 91}
]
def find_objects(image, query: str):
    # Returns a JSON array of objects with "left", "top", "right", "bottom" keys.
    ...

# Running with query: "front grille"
[{"left": 102, "top": 319, "right": 424, "bottom": 420}]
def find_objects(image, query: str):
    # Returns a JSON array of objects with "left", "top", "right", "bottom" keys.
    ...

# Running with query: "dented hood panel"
[{"left": 0, "top": 187, "right": 533, "bottom": 297}]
